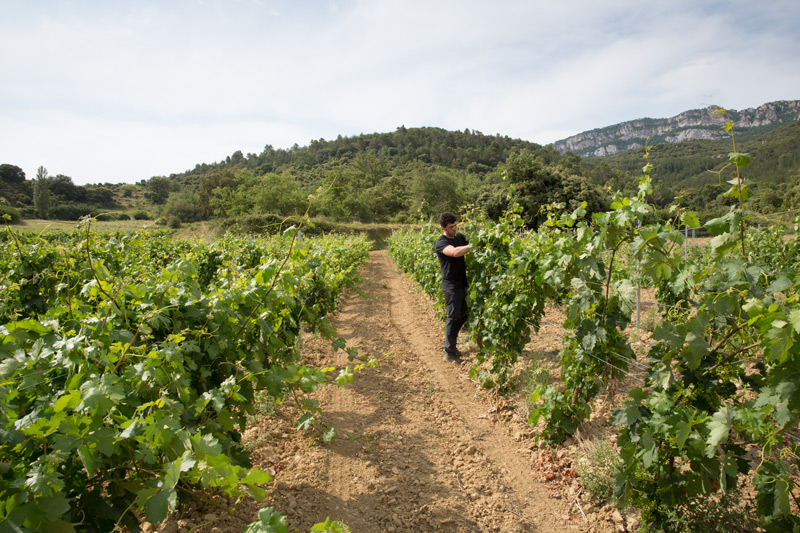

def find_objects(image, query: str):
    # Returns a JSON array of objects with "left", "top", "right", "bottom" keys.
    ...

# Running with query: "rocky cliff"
[{"left": 552, "top": 100, "right": 800, "bottom": 158}]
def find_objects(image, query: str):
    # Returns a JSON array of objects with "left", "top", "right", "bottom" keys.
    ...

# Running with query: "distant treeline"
[{"left": 2, "top": 121, "right": 800, "bottom": 230}]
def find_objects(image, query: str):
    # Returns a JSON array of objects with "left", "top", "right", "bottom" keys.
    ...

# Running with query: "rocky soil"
[{"left": 154, "top": 250, "right": 644, "bottom": 533}]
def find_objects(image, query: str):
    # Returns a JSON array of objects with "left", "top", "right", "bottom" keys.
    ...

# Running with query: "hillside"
[
  {"left": 4, "top": 126, "right": 615, "bottom": 228},
  {"left": 180, "top": 126, "right": 553, "bottom": 178},
  {"left": 4, "top": 108, "right": 800, "bottom": 229},
  {"left": 168, "top": 126, "right": 611, "bottom": 227},
  {"left": 590, "top": 119, "right": 800, "bottom": 217},
  {"left": 553, "top": 100, "right": 800, "bottom": 158}
]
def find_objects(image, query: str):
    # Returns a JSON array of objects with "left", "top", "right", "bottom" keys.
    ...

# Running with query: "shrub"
[
  {"left": 0, "top": 203, "right": 21, "bottom": 223},
  {"left": 163, "top": 191, "right": 203, "bottom": 223},
  {"left": 48, "top": 203, "right": 95, "bottom": 220},
  {"left": 577, "top": 438, "right": 619, "bottom": 501},
  {"left": 95, "top": 212, "right": 130, "bottom": 221},
  {"left": 226, "top": 213, "right": 334, "bottom": 236},
  {"left": 131, "top": 210, "right": 152, "bottom": 220},
  {"left": 639, "top": 306, "right": 660, "bottom": 332}
]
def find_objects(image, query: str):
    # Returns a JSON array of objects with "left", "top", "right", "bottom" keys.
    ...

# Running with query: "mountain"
[
  {"left": 552, "top": 100, "right": 800, "bottom": 158},
  {"left": 586, "top": 117, "right": 800, "bottom": 221}
]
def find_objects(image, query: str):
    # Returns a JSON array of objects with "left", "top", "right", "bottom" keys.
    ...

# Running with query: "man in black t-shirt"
[{"left": 434, "top": 212, "right": 471, "bottom": 362}]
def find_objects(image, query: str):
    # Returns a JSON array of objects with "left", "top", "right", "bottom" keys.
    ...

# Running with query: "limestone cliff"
[{"left": 552, "top": 100, "right": 800, "bottom": 158}]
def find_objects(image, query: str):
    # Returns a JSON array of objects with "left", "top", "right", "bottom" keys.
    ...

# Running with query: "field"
[
  {"left": 0, "top": 226, "right": 371, "bottom": 532},
  {"left": 12, "top": 218, "right": 221, "bottom": 241},
  {"left": 13, "top": 218, "right": 156, "bottom": 232},
  {"left": 383, "top": 192, "right": 800, "bottom": 532},
  {"left": 3, "top": 186, "right": 800, "bottom": 532},
  {"left": 165, "top": 250, "right": 623, "bottom": 532}
]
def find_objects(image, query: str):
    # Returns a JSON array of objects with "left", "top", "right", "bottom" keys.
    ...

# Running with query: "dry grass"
[{"left": 13, "top": 218, "right": 156, "bottom": 233}]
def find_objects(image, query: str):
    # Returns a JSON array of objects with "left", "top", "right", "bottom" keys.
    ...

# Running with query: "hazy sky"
[{"left": 2, "top": 0, "right": 798, "bottom": 185}]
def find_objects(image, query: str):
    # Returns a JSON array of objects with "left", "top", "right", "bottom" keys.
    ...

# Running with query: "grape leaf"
[
  {"left": 144, "top": 488, "right": 176, "bottom": 524},
  {"left": 706, "top": 407, "right": 732, "bottom": 458},
  {"left": 788, "top": 309, "right": 800, "bottom": 334}
]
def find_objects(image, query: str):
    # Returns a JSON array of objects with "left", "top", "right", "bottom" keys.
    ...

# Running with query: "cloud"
[{"left": 1, "top": 0, "right": 798, "bottom": 184}]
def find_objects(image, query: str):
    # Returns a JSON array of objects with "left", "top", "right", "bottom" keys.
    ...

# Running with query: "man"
[{"left": 434, "top": 212, "right": 471, "bottom": 363}]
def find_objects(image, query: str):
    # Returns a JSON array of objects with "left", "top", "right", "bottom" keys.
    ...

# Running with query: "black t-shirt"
[{"left": 434, "top": 232, "right": 469, "bottom": 289}]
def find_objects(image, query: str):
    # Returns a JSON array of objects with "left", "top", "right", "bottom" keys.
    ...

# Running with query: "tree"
[
  {"left": 0, "top": 164, "right": 30, "bottom": 207},
  {"left": 367, "top": 175, "right": 410, "bottom": 221},
  {"left": 211, "top": 169, "right": 259, "bottom": 217},
  {"left": 410, "top": 165, "right": 463, "bottom": 220},
  {"left": 311, "top": 170, "right": 366, "bottom": 221},
  {"left": 0, "top": 164, "right": 25, "bottom": 184},
  {"left": 84, "top": 185, "right": 116, "bottom": 207},
  {"left": 227, "top": 150, "right": 244, "bottom": 166},
  {"left": 197, "top": 169, "right": 237, "bottom": 218},
  {"left": 476, "top": 182, "right": 512, "bottom": 220},
  {"left": 144, "top": 176, "right": 173, "bottom": 204},
  {"left": 350, "top": 151, "right": 388, "bottom": 187},
  {"left": 502, "top": 150, "right": 560, "bottom": 225},
  {"left": 162, "top": 191, "right": 203, "bottom": 223},
  {"left": 254, "top": 172, "right": 306, "bottom": 216},
  {"left": 48, "top": 174, "right": 84, "bottom": 202},
  {"left": 502, "top": 149, "right": 608, "bottom": 227},
  {"left": 33, "top": 166, "right": 51, "bottom": 219}
]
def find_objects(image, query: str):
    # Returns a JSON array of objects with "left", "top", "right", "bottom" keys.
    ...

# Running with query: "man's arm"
[{"left": 442, "top": 244, "right": 471, "bottom": 258}]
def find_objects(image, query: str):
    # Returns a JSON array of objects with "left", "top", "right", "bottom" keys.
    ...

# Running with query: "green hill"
[
  {"left": 171, "top": 126, "right": 618, "bottom": 228},
  {"left": 2, "top": 127, "right": 611, "bottom": 229},
  {"left": 4, "top": 120, "right": 799, "bottom": 231},
  {"left": 179, "top": 126, "right": 550, "bottom": 178},
  {"left": 594, "top": 120, "right": 800, "bottom": 218}
]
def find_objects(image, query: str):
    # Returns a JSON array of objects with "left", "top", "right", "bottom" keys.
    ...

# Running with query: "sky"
[{"left": 2, "top": 0, "right": 799, "bottom": 185}]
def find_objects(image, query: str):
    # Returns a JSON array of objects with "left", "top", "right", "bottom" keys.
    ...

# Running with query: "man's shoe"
[{"left": 443, "top": 351, "right": 462, "bottom": 363}]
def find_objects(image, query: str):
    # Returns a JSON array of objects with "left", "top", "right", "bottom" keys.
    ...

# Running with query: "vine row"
[
  {"left": 388, "top": 161, "right": 800, "bottom": 528},
  {"left": 0, "top": 222, "right": 369, "bottom": 532}
]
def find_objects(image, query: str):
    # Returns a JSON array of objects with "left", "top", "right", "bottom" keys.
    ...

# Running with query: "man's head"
[
  {"left": 439, "top": 212, "right": 457, "bottom": 229},
  {"left": 439, "top": 212, "right": 458, "bottom": 238}
]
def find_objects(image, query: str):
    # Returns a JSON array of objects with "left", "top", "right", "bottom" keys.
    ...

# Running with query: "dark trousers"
[{"left": 443, "top": 286, "right": 467, "bottom": 354}]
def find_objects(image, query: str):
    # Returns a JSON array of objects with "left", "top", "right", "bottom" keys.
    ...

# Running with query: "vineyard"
[
  {"left": 3, "top": 125, "right": 800, "bottom": 532},
  {"left": 0, "top": 221, "right": 369, "bottom": 532},
  {"left": 389, "top": 150, "right": 800, "bottom": 529}
]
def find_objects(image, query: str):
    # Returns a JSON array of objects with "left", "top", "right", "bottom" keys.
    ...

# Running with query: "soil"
[{"left": 157, "top": 250, "right": 642, "bottom": 533}]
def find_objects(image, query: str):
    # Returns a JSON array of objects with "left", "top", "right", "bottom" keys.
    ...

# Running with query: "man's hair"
[{"left": 439, "top": 212, "right": 457, "bottom": 228}]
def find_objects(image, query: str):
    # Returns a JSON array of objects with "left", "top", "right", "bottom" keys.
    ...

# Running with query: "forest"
[{"left": 2, "top": 120, "right": 800, "bottom": 232}]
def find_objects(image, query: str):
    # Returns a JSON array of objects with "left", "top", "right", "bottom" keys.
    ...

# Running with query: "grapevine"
[
  {"left": 0, "top": 221, "right": 370, "bottom": 531},
  {"left": 388, "top": 109, "right": 800, "bottom": 528}
]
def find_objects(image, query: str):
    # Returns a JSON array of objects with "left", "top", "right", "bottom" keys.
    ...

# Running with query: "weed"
[
  {"left": 252, "top": 391, "right": 279, "bottom": 418},
  {"left": 639, "top": 305, "right": 660, "bottom": 332},
  {"left": 361, "top": 432, "right": 379, "bottom": 452},
  {"left": 521, "top": 352, "right": 551, "bottom": 391},
  {"left": 310, "top": 517, "right": 352, "bottom": 532},
  {"left": 427, "top": 381, "right": 436, "bottom": 397},
  {"left": 577, "top": 437, "right": 619, "bottom": 502}
]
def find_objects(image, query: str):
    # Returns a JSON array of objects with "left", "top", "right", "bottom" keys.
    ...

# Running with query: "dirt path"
[{"left": 176, "top": 250, "right": 620, "bottom": 532}]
